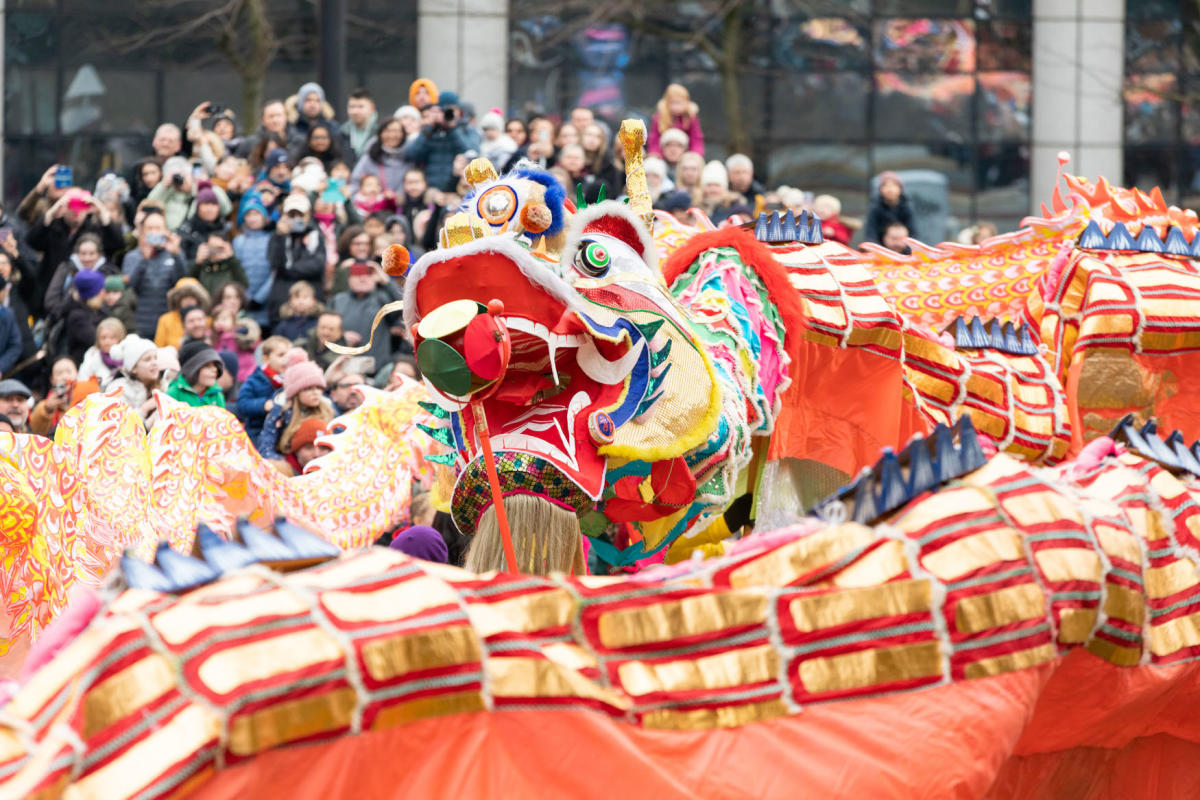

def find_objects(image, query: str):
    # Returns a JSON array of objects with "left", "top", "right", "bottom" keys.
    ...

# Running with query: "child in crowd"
[
  {"left": 813, "top": 194, "right": 852, "bottom": 245},
  {"left": 351, "top": 174, "right": 395, "bottom": 218},
  {"left": 79, "top": 317, "right": 127, "bottom": 389},
  {"left": 167, "top": 339, "right": 226, "bottom": 408},
  {"left": 236, "top": 335, "right": 293, "bottom": 448},
  {"left": 212, "top": 313, "right": 261, "bottom": 382},
  {"left": 99, "top": 275, "right": 137, "bottom": 334},
  {"left": 275, "top": 280, "right": 323, "bottom": 342},
  {"left": 213, "top": 281, "right": 248, "bottom": 318},
  {"left": 283, "top": 417, "right": 332, "bottom": 476},
  {"left": 108, "top": 335, "right": 161, "bottom": 429},
  {"left": 232, "top": 197, "right": 273, "bottom": 318},
  {"left": 257, "top": 358, "right": 335, "bottom": 461}
]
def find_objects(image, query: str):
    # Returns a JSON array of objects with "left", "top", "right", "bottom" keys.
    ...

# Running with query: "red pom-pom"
[{"left": 487, "top": 299, "right": 505, "bottom": 316}]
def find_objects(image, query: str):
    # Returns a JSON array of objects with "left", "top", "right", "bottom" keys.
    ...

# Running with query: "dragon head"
[{"left": 403, "top": 169, "right": 722, "bottom": 561}]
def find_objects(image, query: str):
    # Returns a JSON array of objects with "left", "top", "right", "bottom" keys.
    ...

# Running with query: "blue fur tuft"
[{"left": 509, "top": 166, "right": 566, "bottom": 236}]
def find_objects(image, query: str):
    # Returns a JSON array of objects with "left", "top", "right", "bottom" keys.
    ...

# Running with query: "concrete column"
[
  {"left": 417, "top": 0, "right": 508, "bottom": 112},
  {"left": 1031, "top": 0, "right": 1124, "bottom": 210}
]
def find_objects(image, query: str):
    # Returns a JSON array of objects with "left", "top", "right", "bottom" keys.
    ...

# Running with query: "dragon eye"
[
  {"left": 575, "top": 241, "right": 610, "bottom": 277},
  {"left": 477, "top": 185, "right": 517, "bottom": 226}
]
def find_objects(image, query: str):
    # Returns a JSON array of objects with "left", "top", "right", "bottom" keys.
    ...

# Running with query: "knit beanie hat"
[
  {"left": 479, "top": 112, "right": 503, "bottom": 131},
  {"left": 179, "top": 339, "right": 223, "bottom": 384},
  {"left": 74, "top": 269, "right": 105, "bottom": 301},
  {"left": 285, "top": 347, "right": 309, "bottom": 368},
  {"left": 238, "top": 194, "right": 269, "bottom": 226},
  {"left": 195, "top": 184, "right": 219, "bottom": 207},
  {"left": 103, "top": 275, "right": 125, "bottom": 292},
  {"left": 877, "top": 170, "right": 904, "bottom": 192},
  {"left": 288, "top": 417, "right": 328, "bottom": 454},
  {"left": 297, "top": 82, "right": 326, "bottom": 107},
  {"left": 218, "top": 351, "right": 239, "bottom": 383},
  {"left": 700, "top": 160, "right": 729, "bottom": 190},
  {"left": 389, "top": 525, "right": 449, "bottom": 563},
  {"left": 114, "top": 335, "right": 158, "bottom": 374},
  {"left": 659, "top": 128, "right": 688, "bottom": 149},
  {"left": 283, "top": 360, "right": 326, "bottom": 400}
]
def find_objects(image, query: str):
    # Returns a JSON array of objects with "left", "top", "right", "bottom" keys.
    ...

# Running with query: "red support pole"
[{"left": 472, "top": 401, "right": 518, "bottom": 573}]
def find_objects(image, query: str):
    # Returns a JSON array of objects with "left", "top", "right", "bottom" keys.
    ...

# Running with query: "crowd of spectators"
[{"left": 0, "top": 75, "right": 970, "bottom": 483}]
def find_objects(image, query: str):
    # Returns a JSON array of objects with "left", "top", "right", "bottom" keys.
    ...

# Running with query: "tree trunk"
[
  {"left": 234, "top": 0, "right": 274, "bottom": 123},
  {"left": 719, "top": 5, "right": 748, "bottom": 155}
]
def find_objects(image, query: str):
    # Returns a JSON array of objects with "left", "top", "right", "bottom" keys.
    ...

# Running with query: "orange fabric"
[
  {"left": 1132, "top": 353, "right": 1200, "bottom": 443},
  {"left": 769, "top": 336, "right": 927, "bottom": 475},
  {"left": 187, "top": 652, "right": 1200, "bottom": 800}
]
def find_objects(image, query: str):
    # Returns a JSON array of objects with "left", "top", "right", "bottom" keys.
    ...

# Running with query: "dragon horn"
[{"left": 618, "top": 118, "right": 654, "bottom": 231}]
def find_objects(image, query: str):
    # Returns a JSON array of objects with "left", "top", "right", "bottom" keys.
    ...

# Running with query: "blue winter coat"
[{"left": 236, "top": 367, "right": 278, "bottom": 449}]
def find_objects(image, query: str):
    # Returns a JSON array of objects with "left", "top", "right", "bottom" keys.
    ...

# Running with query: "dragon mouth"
[{"left": 406, "top": 239, "right": 642, "bottom": 500}]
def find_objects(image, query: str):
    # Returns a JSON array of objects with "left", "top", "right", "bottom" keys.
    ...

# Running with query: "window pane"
[
  {"left": 874, "top": 19, "right": 976, "bottom": 72},
  {"left": 1126, "top": 20, "right": 1181, "bottom": 73},
  {"left": 7, "top": 10, "right": 57, "bottom": 65},
  {"left": 977, "top": 20, "right": 1030, "bottom": 70},
  {"left": 163, "top": 70, "right": 242, "bottom": 128},
  {"left": 977, "top": 72, "right": 1030, "bottom": 140},
  {"left": 59, "top": 67, "right": 157, "bottom": 135},
  {"left": 5, "top": 66, "right": 57, "bottom": 135},
  {"left": 873, "top": 73, "right": 975, "bottom": 140},
  {"left": 774, "top": 17, "right": 870, "bottom": 71},
  {"left": 1125, "top": 146, "right": 1180, "bottom": 204},
  {"left": 974, "top": 0, "right": 1032, "bottom": 19},
  {"left": 1181, "top": 147, "right": 1200, "bottom": 211},
  {"left": 872, "top": 143, "right": 973, "bottom": 241},
  {"left": 771, "top": 73, "right": 869, "bottom": 141},
  {"left": 1124, "top": 74, "right": 1179, "bottom": 143},
  {"left": 976, "top": 142, "right": 1030, "bottom": 217},
  {"left": 875, "top": 0, "right": 972, "bottom": 15},
  {"left": 1127, "top": 0, "right": 1181, "bottom": 21},
  {"left": 765, "top": 143, "right": 868, "bottom": 217}
]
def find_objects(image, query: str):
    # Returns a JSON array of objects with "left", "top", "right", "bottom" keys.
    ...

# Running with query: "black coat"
[
  {"left": 266, "top": 228, "right": 326, "bottom": 325},
  {"left": 863, "top": 193, "right": 918, "bottom": 244}
]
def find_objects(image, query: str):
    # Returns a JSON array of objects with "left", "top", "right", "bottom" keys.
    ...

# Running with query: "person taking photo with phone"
[{"left": 123, "top": 210, "right": 185, "bottom": 338}]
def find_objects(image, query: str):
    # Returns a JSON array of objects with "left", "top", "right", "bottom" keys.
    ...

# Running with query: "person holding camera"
[
  {"left": 124, "top": 210, "right": 185, "bottom": 338},
  {"left": 267, "top": 194, "right": 326, "bottom": 326},
  {"left": 402, "top": 91, "right": 473, "bottom": 192},
  {"left": 146, "top": 156, "right": 198, "bottom": 231}
]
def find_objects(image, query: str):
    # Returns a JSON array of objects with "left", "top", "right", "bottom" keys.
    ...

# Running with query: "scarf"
[
  {"left": 264, "top": 365, "right": 283, "bottom": 387},
  {"left": 101, "top": 351, "right": 121, "bottom": 371},
  {"left": 347, "top": 111, "right": 378, "bottom": 155}
]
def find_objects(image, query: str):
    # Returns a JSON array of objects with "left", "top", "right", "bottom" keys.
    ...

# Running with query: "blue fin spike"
[
  {"left": 1164, "top": 226, "right": 1191, "bottom": 256},
  {"left": 154, "top": 541, "right": 220, "bottom": 591},
  {"left": 903, "top": 435, "right": 937, "bottom": 497},
  {"left": 782, "top": 209, "right": 797, "bottom": 242},
  {"left": 196, "top": 524, "right": 258, "bottom": 573},
  {"left": 876, "top": 449, "right": 908, "bottom": 511},
  {"left": 967, "top": 316, "right": 989, "bottom": 349},
  {"left": 754, "top": 213, "right": 769, "bottom": 241},
  {"left": 850, "top": 473, "right": 878, "bottom": 524},
  {"left": 237, "top": 519, "right": 296, "bottom": 562},
  {"left": 809, "top": 213, "right": 824, "bottom": 243},
  {"left": 1135, "top": 225, "right": 1164, "bottom": 253},
  {"left": 1017, "top": 323, "right": 1038, "bottom": 354},
  {"left": 796, "top": 210, "right": 810, "bottom": 243},
  {"left": 1105, "top": 221, "right": 1136, "bottom": 250},
  {"left": 121, "top": 550, "right": 174, "bottom": 592},
  {"left": 987, "top": 319, "right": 1007, "bottom": 350},
  {"left": 765, "top": 212, "right": 784, "bottom": 242},
  {"left": 1078, "top": 219, "right": 1107, "bottom": 249},
  {"left": 1166, "top": 430, "right": 1200, "bottom": 476},
  {"left": 274, "top": 518, "right": 341, "bottom": 560}
]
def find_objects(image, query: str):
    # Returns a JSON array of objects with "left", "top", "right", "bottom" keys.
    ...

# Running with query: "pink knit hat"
[
  {"left": 285, "top": 347, "right": 309, "bottom": 368},
  {"left": 283, "top": 360, "right": 326, "bottom": 400}
]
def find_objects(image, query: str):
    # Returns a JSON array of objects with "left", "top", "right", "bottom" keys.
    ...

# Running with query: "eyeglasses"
[{"left": 336, "top": 381, "right": 361, "bottom": 389}]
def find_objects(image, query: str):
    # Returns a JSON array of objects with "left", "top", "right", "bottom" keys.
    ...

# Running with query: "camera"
[
  {"left": 171, "top": 173, "right": 185, "bottom": 188},
  {"left": 441, "top": 106, "right": 457, "bottom": 125},
  {"left": 207, "top": 102, "right": 224, "bottom": 115},
  {"left": 52, "top": 383, "right": 68, "bottom": 397}
]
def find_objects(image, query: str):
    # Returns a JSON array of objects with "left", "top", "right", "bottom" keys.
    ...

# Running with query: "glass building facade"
[
  {"left": 510, "top": 0, "right": 1033, "bottom": 236},
  {"left": 1122, "top": 0, "right": 1200, "bottom": 210},
  {"left": 4, "top": 0, "right": 417, "bottom": 207}
]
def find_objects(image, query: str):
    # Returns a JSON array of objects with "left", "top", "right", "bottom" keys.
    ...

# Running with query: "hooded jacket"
[{"left": 124, "top": 247, "right": 186, "bottom": 338}]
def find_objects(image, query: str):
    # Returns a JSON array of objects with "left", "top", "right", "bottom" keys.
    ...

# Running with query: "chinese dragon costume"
[{"left": 3, "top": 125, "right": 1200, "bottom": 797}]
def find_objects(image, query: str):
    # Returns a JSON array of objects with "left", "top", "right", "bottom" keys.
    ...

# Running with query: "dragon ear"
[{"left": 563, "top": 200, "right": 659, "bottom": 268}]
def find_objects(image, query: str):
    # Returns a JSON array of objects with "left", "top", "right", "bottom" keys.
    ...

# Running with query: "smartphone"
[
  {"left": 54, "top": 165, "right": 73, "bottom": 189},
  {"left": 145, "top": 232, "right": 168, "bottom": 248},
  {"left": 208, "top": 103, "right": 224, "bottom": 115},
  {"left": 538, "top": 129, "right": 551, "bottom": 144}
]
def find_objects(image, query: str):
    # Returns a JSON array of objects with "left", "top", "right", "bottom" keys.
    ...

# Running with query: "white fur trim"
[
  {"left": 560, "top": 200, "right": 659, "bottom": 273},
  {"left": 403, "top": 235, "right": 581, "bottom": 329}
]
